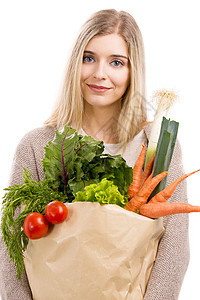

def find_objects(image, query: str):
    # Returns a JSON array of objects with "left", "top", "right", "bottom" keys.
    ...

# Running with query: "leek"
[
  {"left": 145, "top": 89, "right": 178, "bottom": 168},
  {"left": 151, "top": 117, "right": 179, "bottom": 195}
]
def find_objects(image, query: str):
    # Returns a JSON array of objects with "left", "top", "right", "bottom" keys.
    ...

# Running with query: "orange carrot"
[
  {"left": 125, "top": 171, "right": 168, "bottom": 212},
  {"left": 140, "top": 202, "right": 200, "bottom": 219},
  {"left": 140, "top": 153, "right": 155, "bottom": 188},
  {"left": 149, "top": 169, "right": 200, "bottom": 204},
  {"left": 128, "top": 144, "right": 146, "bottom": 199}
]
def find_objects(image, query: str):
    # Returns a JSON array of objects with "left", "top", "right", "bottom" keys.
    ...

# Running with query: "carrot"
[
  {"left": 140, "top": 202, "right": 200, "bottom": 219},
  {"left": 140, "top": 153, "right": 155, "bottom": 188},
  {"left": 125, "top": 171, "right": 168, "bottom": 212},
  {"left": 149, "top": 169, "right": 200, "bottom": 204},
  {"left": 128, "top": 144, "right": 146, "bottom": 199}
]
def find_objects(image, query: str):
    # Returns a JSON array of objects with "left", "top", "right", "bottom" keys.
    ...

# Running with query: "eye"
[
  {"left": 83, "top": 56, "right": 94, "bottom": 63},
  {"left": 111, "top": 60, "right": 124, "bottom": 67}
]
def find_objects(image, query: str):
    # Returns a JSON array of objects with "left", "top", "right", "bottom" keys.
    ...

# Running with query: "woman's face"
[{"left": 81, "top": 33, "right": 130, "bottom": 109}]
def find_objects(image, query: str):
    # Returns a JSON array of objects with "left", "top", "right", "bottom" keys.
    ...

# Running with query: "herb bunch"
[{"left": 1, "top": 169, "right": 66, "bottom": 280}]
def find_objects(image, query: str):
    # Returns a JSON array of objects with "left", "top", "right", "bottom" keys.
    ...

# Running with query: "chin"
[{"left": 84, "top": 97, "right": 121, "bottom": 108}]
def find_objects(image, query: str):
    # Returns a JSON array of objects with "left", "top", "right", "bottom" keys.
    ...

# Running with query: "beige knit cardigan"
[{"left": 0, "top": 124, "right": 189, "bottom": 300}]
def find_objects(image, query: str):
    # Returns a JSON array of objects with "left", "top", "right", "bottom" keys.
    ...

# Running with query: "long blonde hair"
[{"left": 45, "top": 9, "right": 147, "bottom": 146}]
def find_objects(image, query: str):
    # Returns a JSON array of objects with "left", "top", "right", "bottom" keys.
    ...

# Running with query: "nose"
[{"left": 93, "top": 61, "right": 107, "bottom": 80}]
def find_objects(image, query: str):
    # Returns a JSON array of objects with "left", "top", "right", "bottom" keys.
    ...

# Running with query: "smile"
[{"left": 87, "top": 84, "right": 111, "bottom": 93}]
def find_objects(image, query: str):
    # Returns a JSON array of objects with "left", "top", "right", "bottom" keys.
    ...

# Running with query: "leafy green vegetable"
[
  {"left": 43, "top": 125, "right": 132, "bottom": 201},
  {"left": 1, "top": 169, "right": 66, "bottom": 280},
  {"left": 73, "top": 178, "right": 127, "bottom": 207}
]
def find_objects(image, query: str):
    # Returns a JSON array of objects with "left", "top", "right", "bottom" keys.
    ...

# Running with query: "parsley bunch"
[{"left": 1, "top": 169, "right": 66, "bottom": 280}]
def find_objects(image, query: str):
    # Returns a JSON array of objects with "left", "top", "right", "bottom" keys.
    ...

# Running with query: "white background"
[{"left": 0, "top": 0, "right": 200, "bottom": 299}]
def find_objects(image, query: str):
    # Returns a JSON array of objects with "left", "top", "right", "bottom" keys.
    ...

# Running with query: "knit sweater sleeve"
[
  {"left": 0, "top": 127, "right": 55, "bottom": 300},
  {"left": 144, "top": 139, "right": 190, "bottom": 300}
]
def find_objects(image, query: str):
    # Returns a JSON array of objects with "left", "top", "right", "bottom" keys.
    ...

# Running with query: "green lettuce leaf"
[{"left": 73, "top": 178, "right": 128, "bottom": 207}]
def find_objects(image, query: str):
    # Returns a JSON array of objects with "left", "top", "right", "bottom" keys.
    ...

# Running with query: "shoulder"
[
  {"left": 17, "top": 126, "right": 56, "bottom": 150},
  {"left": 10, "top": 126, "right": 57, "bottom": 184},
  {"left": 20, "top": 126, "right": 56, "bottom": 143},
  {"left": 14, "top": 126, "right": 56, "bottom": 168}
]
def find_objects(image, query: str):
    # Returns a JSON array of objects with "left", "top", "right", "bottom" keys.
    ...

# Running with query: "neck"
[{"left": 82, "top": 102, "right": 121, "bottom": 144}]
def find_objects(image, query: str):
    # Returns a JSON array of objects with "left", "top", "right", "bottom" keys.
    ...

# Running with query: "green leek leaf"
[{"left": 150, "top": 117, "right": 179, "bottom": 196}]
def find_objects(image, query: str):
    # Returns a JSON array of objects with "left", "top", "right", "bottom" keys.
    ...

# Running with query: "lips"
[{"left": 87, "top": 84, "right": 111, "bottom": 93}]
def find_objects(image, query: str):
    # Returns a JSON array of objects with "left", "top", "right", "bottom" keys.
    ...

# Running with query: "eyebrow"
[{"left": 83, "top": 50, "right": 129, "bottom": 60}]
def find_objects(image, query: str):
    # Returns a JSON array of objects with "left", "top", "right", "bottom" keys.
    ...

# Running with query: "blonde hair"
[{"left": 45, "top": 9, "right": 147, "bottom": 147}]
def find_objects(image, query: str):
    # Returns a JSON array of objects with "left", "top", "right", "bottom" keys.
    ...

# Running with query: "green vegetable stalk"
[
  {"left": 151, "top": 116, "right": 179, "bottom": 195},
  {"left": 145, "top": 89, "right": 178, "bottom": 168}
]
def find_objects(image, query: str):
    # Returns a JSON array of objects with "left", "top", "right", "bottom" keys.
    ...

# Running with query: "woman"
[{"left": 0, "top": 9, "right": 189, "bottom": 299}]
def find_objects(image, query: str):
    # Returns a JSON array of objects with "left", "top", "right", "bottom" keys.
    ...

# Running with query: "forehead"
[{"left": 84, "top": 33, "right": 128, "bottom": 56}]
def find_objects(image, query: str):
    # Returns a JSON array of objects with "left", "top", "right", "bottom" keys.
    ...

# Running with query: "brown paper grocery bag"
[{"left": 24, "top": 202, "right": 164, "bottom": 300}]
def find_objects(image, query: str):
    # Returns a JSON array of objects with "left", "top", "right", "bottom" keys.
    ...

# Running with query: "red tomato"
[
  {"left": 45, "top": 201, "right": 68, "bottom": 224},
  {"left": 23, "top": 212, "right": 49, "bottom": 240}
]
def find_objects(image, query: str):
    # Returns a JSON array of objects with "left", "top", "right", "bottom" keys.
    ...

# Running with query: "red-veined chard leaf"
[
  {"left": 43, "top": 125, "right": 133, "bottom": 201},
  {"left": 43, "top": 126, "right": 78, "bottom": 187}
]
